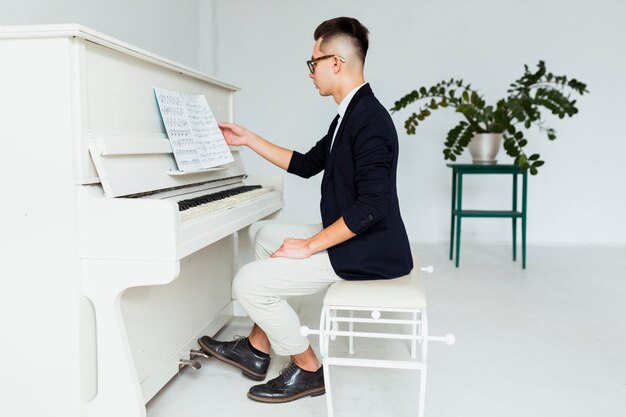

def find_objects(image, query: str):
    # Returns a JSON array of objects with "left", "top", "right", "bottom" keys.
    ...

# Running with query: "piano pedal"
[
  {"left": 190, "top": 349, "right": 210, "bottom": 360},
  {"left": 178, "top": 359, "right": 202, "bottom": 371}
]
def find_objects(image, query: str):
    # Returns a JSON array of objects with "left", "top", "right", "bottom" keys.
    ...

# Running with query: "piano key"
[
  {"left": 180, "top": 186, "right": 274, "bottom": 222},
  {"left": 177, "top": 185, "right": 263, "bottom": 211}
]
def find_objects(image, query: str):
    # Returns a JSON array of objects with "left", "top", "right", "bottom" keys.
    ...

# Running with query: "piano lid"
[
  {"left": 0, "top": 24, "right": 244, "bottom": 197},
  {"left": 0, "top": 24, "right": 239, "bottom": 92}
]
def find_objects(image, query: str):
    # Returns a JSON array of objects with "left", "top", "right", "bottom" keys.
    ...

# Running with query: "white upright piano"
[{"left": 0, "top": 24, "right": 283, "bottom": 417}]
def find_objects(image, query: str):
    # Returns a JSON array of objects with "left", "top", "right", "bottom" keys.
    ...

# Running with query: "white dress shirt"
[{"left": 330, "top": 82, "right": 366, "bottom": 152}]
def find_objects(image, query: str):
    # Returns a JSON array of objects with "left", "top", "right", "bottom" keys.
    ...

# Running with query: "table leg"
[
  {"left": 512, "top": 174, "right": 518, "bottom": 262},
  {"left": 522, "top": 171, "right": 528, "bottom": 269},
  {"left": 455, "top": 173, "right": 463, "bottom": 268},
  {"left": 449, "top": 169, "right": 457, "bottom": 260}
]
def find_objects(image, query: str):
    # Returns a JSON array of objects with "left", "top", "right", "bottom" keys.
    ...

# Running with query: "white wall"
[
  {"left": 205, "top": 0, "right": 626, "bottom": 247},
  {"left": 2, "top": 0, "right": 624, "bottom": 247},
  {"left": 0, "top": 0, "right": 203, "bottom": 69}
]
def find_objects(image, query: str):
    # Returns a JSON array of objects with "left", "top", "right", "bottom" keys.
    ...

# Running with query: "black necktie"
[{"left": 327, "top": 114, "right": 340, "bottom": 153}]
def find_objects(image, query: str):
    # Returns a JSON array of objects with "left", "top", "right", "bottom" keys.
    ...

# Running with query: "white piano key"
[{"left": 180, "top": 187, "right": 274, "bottom": 222}]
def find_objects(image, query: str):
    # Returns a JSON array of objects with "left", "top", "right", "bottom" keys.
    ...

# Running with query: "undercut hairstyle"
[{"left": 314, "top": 17, "right": 369, "bottom": 64}]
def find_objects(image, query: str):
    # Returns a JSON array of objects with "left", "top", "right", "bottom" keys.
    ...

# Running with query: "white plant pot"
[{"left": 468, "top": 133, "right": 503, "bottom": 164}]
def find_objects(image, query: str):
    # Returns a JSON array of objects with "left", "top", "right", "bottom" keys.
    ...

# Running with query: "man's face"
[{"left": 309, "top": 39, "right": 335, "bottom": 97}]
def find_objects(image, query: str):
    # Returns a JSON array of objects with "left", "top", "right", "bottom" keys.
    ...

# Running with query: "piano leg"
[
  {"left": 82, "top": 259, "right": 180, "bottom": 417},
  {"left": 236, "top": 225, "right": 255, "bottom": 271}
]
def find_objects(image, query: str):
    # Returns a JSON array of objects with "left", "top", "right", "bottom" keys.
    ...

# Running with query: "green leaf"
[{"left": 389, "top": 60, "right": 587, "bottom": 174}]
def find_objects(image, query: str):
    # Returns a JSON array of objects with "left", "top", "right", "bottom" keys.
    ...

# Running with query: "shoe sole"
[
  {"left": 197, "top": 338, "right": 267, "bottom": 381},
  {"left": 247, "top": 386, "right": 326, "bottom": 403}
]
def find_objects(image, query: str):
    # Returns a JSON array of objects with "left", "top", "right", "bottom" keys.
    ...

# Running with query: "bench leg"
[
  {"left": 411, "top": 311, "right": 418, "bottom": 359},
  {"left": 348, "top": 310, "right": 355, "bottom": 355},
  {"left": 418, "top": 366, "right": 427, "bottom": 417},
  {"left": 323, "top": 359, "right": 334, "bottom": 417}
]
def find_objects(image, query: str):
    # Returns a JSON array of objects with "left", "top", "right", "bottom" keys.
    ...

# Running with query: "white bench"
[{"left": 301, "top": 261, "right": 454, "bottom": 417}]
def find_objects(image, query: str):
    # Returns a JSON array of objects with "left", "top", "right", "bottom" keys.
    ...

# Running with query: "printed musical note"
[{"left": 154, "top": 87, "right": 233, "bottom": 172}]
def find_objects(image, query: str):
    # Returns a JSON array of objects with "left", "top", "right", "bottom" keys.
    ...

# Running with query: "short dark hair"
[{"left": 314, "top": 17, "right": 369, "bottom": 64}]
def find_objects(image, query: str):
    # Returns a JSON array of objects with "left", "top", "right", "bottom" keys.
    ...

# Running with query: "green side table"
[{"left": 447, "top": 163, "right": 528, "bottom": 268}]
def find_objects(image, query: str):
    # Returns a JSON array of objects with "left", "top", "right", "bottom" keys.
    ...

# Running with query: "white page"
[
  {"left": 154, "top": 87, "right": 202, "bottom": 171},
  {"left": 181, "top": 93, "right": 234, "bottom": 169},
  {"left": 155, "top": 87, "right": 233, "bottom": 172}
]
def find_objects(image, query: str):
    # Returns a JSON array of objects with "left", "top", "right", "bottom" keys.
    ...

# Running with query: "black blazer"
[{"left": 288, "top": 84, "right": 413, "bottom": 280}]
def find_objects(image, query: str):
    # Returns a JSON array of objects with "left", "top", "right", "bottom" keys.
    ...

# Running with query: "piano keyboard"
[{"left": 178, "top": 185, "right": 274, "bottom": 222}]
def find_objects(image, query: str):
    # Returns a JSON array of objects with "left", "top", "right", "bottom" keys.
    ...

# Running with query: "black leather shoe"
[
  {"left": 247, "top": 361, "right": 325, "bottom": 403},
  {"left": 198, "top": 336, "right": 270, "bottom": 381}
]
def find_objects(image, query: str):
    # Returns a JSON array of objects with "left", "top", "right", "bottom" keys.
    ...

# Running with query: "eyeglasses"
[{"left": 306, "top": 54, "right": 346, "bottom": 74}]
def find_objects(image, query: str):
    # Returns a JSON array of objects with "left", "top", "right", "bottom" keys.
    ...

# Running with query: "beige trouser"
[{"left": 232, "top": 223, "right": 343, "bottom": 356}]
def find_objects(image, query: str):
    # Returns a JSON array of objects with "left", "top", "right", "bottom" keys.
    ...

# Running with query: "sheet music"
[{"left": 154, "top": 87, "right": 233, "bottom": 171}]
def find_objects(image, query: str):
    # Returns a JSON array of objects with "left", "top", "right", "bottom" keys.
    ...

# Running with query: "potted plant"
[{"left": 389, "top": 61, "right": 588, "bottom": 174}]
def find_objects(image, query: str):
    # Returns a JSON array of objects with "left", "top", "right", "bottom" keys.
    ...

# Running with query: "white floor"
[{"left": 147, "top": 244, "right": 626, "bottom": 417}]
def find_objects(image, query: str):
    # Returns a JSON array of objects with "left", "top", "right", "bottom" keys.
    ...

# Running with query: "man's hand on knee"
[{"left": 271, "top": 238, "right": 314, "bottom": 259}]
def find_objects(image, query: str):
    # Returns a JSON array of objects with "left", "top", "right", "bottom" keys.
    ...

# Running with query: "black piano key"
[{"left": 177, "top": 185, "right": 263, "bottom": 212}]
